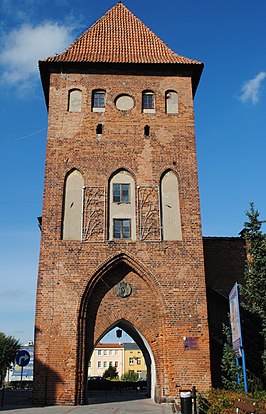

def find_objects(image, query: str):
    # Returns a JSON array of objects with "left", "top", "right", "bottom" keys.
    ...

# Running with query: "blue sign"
[
  {"left": 229, "top": 282, "right": 242, "bottom": 356},
  {"left": 16, "top": 350, "right": 30, "bottom": 367}
]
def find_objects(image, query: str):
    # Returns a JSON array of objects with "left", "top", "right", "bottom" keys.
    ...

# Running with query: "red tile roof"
[
  {"left": 43, "top": 2, "right": 201, "bottom": 65},
  {"left": 96, "top": 343, "right": 124, "bottom": 349}
]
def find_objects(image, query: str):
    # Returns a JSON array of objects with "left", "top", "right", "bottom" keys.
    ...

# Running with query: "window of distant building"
[
  {"left": 97, "top": 361, "right": 101, "bottom": 368},
  {"left": 103, "top": 361, "right": 107, "bottom": 368},
  {"left": 129, "top": 357, "right": 134, "bottom": 365},
  {"left": 137, "top": 357, "right": 141, "bottom": 365},
  {"left": 142, "top": 90, "right": 155, "bottom": 113},
  {"left": 92, "top": 90, "right": 106, "bottom": 112},
  {"left": 103, "top": 350, "right": 107, "bottom": 356},
  {"left": 97, "top": 350, "right": 102, "bottom": 356}
]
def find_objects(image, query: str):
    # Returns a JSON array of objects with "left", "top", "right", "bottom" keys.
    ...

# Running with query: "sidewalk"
[{"left": 0, "top": 389, "right": 176, "bottom": 413}]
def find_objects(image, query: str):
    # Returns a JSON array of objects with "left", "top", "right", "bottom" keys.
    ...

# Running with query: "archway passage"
[
  {"left": 87, "top": 321, "right": 155, "bottom": 404},
  {"left": 77, "top": 254, "right": 166, "bottom": 405}
]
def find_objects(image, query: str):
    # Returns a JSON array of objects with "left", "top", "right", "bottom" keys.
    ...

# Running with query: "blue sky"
[{"left": 0, "top": 0, "right": 265, "bottom": 345}]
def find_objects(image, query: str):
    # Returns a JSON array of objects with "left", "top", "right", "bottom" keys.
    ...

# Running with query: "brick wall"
[{"left": 33, "top": 67, "right": 211, "bottom": 405}]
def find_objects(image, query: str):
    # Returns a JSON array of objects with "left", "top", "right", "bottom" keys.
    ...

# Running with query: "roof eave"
[{"left": 39, "top": 60, "right": 204, "bottom": 109}]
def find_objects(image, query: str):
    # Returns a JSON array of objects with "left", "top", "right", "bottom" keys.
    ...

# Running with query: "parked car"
[{"left": 87, "top": 376, "right": 112, "bottom": 390}]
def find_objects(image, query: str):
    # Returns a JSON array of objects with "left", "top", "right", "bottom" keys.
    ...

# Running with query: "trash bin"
[{"left": 180, "top": 390, "right": 192, "bottom": 414}]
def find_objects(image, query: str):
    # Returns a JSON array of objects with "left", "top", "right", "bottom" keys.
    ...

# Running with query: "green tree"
[
  {"left": 221, "top": 324, "right": 243, "bottom": 390},
  {"left": 121, "top": 370, "right": 138, "bottom": 382},
  {"left": 240, "top": 203, "right": 266, "bottom": 376},
  {"left": 0, "top": 332, "right": 21, "bottom": 386},
  {"left": 102, "top": 365, "right": 118, "bottom": 380}
]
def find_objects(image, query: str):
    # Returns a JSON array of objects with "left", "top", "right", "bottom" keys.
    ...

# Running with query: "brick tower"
[{"left": 34, "top": 2, "right": 211, "bottom": 405}]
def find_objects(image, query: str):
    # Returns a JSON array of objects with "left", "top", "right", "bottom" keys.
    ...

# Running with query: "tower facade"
[{"left": 34, "top": 3, "right": 211, "bottom": 405}]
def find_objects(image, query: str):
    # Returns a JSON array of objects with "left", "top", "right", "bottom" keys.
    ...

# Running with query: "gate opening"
[{"left": 85, "top": 320, "right": 156, "bottom": 404}]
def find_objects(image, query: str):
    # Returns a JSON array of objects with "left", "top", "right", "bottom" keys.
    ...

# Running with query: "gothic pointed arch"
[
  {"left": 76, "top": 252, "right": 166, "bottom": 404},
  {"left": 62, "top": 168, "right": 84, "bottom": 240},
  {"left": 68, "top": 88, "right": 82, "bottom": 112},
  {"left": 160, "top": 169, "right": 182, "bottom": 240}
]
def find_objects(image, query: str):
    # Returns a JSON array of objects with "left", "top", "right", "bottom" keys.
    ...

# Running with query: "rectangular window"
[
  {"left": 115, "top": 350, "right": 118, "bottom": 356},
  {"left": 113, "top": 219, "right": 131, "bottom": 239},
  {"left": 97, "top": 350, "right": 101, "bottom": 356},
  {"left": 115, "top": 361, "right": 118, "bottom": 368},
  {"left": 129, "top": 357, "right": 134, "bottom": 365},
  {"left": 137, "top": 357, "right": 141, "bottom": 365},
  {"left": 103, "top": 361, "right": 107, "bottom": 368},
  {"left": 143, "top": 93, "right": 154, "bottom": 109},
  {"left": 97, "top": 361, "right": 101, "bottom": 368},
  {"left": 109, "top": 350, "right": 113, "bottom": 356},
  {"left": 113, "top": 183, "right": 130, "bottom": 203},
  {"left": 109, "top": 361, "right": 113, "bottom": 367},
  {"left": 93, "top": 91, "right": 105, "bottom": 108},
  {"left": 103, "top": 350, "right": 107, "bottom": 356}
]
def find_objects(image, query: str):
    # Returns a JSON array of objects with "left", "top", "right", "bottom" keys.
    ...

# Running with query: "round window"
[{"left": 115, "top": 95, "right": 134, "bottom": 111}]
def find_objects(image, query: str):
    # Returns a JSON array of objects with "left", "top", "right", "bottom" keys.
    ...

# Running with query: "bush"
[{"left": 197, "top": 389, "right": 266, "bottom": 414}]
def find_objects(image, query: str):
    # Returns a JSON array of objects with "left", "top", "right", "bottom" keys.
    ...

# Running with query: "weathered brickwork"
[{"left": 33, "top": 66, "right": 212, "bottom": 406}]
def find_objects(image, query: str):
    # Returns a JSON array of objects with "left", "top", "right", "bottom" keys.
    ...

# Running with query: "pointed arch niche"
[
  {"left": 68, "top": 89, "right": 82, "bottom": 112},
  {"left": 109, "top": 169, "right": 136, "bottom": 240},
  {"left": 62, "top": 169, "right": 84, "bottom": 240},
  {"left": 161, "top": 170, "right": 182, "bottom": 241},
  {"left": 77, "top": 253, "right": 165, "bottom": 404}
]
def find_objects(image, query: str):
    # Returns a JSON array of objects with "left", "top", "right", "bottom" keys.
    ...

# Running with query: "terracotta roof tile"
[{"left": 43, "top": 2, "right": 201, "bottom": 65}]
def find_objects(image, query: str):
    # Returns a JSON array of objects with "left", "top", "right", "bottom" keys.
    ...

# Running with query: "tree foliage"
[
  {"left": 0, "top": 332, "right": 21, "bottom": 385},
  {"left": 121, "top": 370, "right": 139, "bottom": 382},
  {"left": 221, "top": 324, "right": 243, "bottom": 391},
  {"left": 240, "top": 202, "right": 266, "bottom": 375},
  {"left": 102, "top": 365, "right": 118, "bottom": 380}
]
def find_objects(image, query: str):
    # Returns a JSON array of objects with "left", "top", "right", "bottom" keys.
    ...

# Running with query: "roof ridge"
[{"left": 43, "top": 2, "right": 202, "bottom": 65}]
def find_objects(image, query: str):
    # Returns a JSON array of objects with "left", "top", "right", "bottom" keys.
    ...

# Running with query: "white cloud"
[
  {"left": 0, "top": 22, "right": 75, "bottom": 88},
  {"left": 238, "top": 71, "right": 266, "bottom": 104}
]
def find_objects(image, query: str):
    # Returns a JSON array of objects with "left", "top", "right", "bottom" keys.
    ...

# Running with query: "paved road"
[{"left": 0, "top": 389, "right": 177, "bottom": 414}]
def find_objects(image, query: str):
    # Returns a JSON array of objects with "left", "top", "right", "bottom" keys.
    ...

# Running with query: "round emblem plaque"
[{"left": 114, "top": 281, "right": 132, "bottom": 298}]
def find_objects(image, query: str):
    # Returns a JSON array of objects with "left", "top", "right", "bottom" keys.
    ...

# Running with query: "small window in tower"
[
  {"left": 96, "top": 124, "right": 103, "bottom": 135},
  {"left": 92, "top": 90, "right": 105, "bottom": 112},
  {"left": 165, "top": 90, "right": 178, "bottom": 114},
  {"left": 142, "top": 91, "right": 155, "bottom": 113},
  {"left": 113, "top": 219, "right": 131, "bottom": 239},
  {"left": 68, "top": 89, "right": 82, "bottom": 112},
  {"left": 113, "top": 183, "right": 130, "bottom": 203},
  {"left": 144, "top": 125, "right": 150, "bottom": 137}
]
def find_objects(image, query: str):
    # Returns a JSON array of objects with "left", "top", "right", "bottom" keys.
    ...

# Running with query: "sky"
[{"left": 0, "top": 0, "right": 265, "bottom": 346}]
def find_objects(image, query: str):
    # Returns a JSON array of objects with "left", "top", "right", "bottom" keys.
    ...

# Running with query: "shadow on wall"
[{"left": 32, "top": 357, "right": 63, "bottom": 406}]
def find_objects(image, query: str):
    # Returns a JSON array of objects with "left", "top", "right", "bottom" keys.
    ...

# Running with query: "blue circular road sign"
[{"left": 16, "top": 350, "right": 31, "bottom": 367}]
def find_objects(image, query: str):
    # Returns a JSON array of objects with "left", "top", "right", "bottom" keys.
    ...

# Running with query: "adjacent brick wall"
[{"left": 33, "top": 68, "right": 212, "bottom": 405}]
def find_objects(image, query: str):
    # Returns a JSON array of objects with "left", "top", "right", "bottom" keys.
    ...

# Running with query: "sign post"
[
  {"left": 229, "top": 282, "right": 248, "bottom": 393},
  {"left": 15, "top": 350, "right": 31, "bottom": 389}
]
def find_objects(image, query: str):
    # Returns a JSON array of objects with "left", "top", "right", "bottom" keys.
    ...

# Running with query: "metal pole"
[
  {"left": 20, "top": 366, "right": 23, "bottom": 389},
  {"left": 235, "top": 357, "right": 240, "bottom": 384},
  {"left": 241, "top": 347, "right": 248, "bottom": 394}
]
